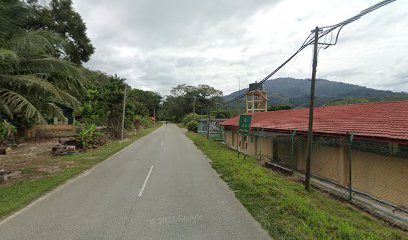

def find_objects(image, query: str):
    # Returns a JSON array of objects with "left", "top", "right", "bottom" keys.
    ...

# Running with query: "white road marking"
[
  {"left": 0, "top": 138, "right": 140, "bottom": 226},
  {"left": 149, "top": 214, "right": 203, "bottom": 225},
  {"left": 161, "top": 141, "right": 163, "bottom": 146},
  {"left": 0, "top": 126, "right": 165, "bottom": 226},
  {"left": 138, "top": 165, "right": 154, "bottom": 197}
]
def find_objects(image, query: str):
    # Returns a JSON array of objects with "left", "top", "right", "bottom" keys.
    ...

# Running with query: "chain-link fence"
[
  {"left": 228, "top": 129, "right": 408, "bottom": 227},
  {"left": 198, "top": 119, "right": 225, "bottom": 141}
]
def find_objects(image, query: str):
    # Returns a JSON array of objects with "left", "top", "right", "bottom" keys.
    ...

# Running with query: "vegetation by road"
[
  {"left": 0, "top": 124, "right": 162, "bottom": 219},
  {"left": 186, "top": 132, "right": 407, "bottom": 240},
  {"left": 0, "top": 0, "right": 162, "bottom": 141},
  {"left": 158, "top": 84, "right": 233, "bottom": 122}
]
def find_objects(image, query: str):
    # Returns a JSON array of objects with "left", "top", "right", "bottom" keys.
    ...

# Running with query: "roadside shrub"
[
  {"left": 0, "top": 120, "right": 16, "bottom": 144},
  {"left": 134, "top": 115, "right": 153, "bottom": 129},
  {"left": 186, "top": 120, "right": 198, "bottom": 132},
  {"left": 75, "top": 123, "right": 103, "bottom": 149},
  {"left": 183, "top": 113, "right": 205, "bottom": 126}
]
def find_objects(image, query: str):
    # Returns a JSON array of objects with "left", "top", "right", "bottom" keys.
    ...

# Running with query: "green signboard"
[{"left": 239, "top": 115, "right": 252, "bottom": 135}]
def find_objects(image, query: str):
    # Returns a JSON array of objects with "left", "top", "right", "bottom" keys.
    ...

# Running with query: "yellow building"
[{"left": 221, "top": 101, "right": 408, "bottom": 211}]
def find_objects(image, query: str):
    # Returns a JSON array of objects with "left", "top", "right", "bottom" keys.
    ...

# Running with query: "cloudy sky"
[{"left": 72, "top": 0, "right": 408, "bottom": 95}]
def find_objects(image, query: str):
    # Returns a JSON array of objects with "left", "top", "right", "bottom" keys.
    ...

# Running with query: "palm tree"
[{"left": 0, "top": 0, "right": 85, "bottom": 124}]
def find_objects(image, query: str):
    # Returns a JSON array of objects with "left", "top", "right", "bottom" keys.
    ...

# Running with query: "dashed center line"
[{"left": 138, "top": 165, "right": 154, "bottom": 197}]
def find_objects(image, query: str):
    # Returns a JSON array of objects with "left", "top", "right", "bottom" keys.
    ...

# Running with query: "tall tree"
[
  {"left": 160, "top": 84, "right": 223, "bottom": 122},
  {"left": 28, "top": 0, "right": 95, "bottom": 64},
  {"left": 128, "top": 89, "right": 162, "bottom": 117},
  {"left": 81, "top": 71, "right": 161, "bottom": 136}
]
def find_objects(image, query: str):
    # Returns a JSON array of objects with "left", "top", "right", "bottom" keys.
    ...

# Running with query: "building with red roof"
[
  {"left": 221, "top": 100, "right": 408, "bottom": 142},
  {"left": 220, "top": 101, "right": 408, "bottom": 209}
]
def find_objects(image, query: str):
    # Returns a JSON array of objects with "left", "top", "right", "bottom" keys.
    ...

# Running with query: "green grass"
[
  {"left": 186, "top": 132, "right": 407, "bottom": 240},
  {"left": 0, "top": 124, "right": 162, "bottom": 219}
]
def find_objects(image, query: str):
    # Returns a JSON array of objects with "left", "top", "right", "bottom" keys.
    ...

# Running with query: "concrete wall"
[
  {"left": 243, "top": 135, "right": 257, "bottom": 155},
  {"left": 295, "top": 142, "right": 348, "bottom": 187},
  {"left": 223, "top": 130, "right": 408, "bottom": 208},
  {"left": 351, "top": 151, "right": 408, "bottom": 208},
  {"left": 225, "top": 131, "right": 235, "bottom": 148},
  {"left": 27, "top": 125, "right": 77, "bottom": 138},
  {"left": 257, "top": 137, "right": 273, "bottom": 160}
]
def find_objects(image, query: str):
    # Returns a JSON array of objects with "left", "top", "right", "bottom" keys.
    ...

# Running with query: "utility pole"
[
  {"left": 236, "top": 99, "right": 240, "bottom": 157},
  {"left": 348, "top": 132, "right": 354, "bottom": 201},
  {"left": 238, "top": 79, "right": 241, "bottom": 114},
  {"left": 120, "top": 86, "right": 127, "bottom": 140},
  {"left": 153, "top": 107, "right": 156, "bottom": 124},
  {"left": 207, "top": 104, "right": 210, "bottom": 139},
  {"left": 237, "top": 79, "right": 241, "bottom": 157},
  {"left": 305, "top": 26, "right": 319, "bottom": 190},
  {"left": 193, "top": 99, "right": 196, "bottom": 121}
]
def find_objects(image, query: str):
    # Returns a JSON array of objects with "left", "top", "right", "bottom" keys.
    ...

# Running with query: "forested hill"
[{"left": 224, "top": 78, "right": 408, "bottom": 108}]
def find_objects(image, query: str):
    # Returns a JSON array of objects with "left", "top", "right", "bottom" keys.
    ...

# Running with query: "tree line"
[
  {"left": 0, "top": 0, "right": 232, "bottom": 143},
  {"left": 0, "top": 0, "right": 161, "bottom": 141},
  {"left": 159, "top": 84, "right": 235, "bottom": 124}
]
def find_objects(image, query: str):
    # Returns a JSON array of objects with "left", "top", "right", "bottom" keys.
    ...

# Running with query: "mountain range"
[{"left": 223, "top": 78, "right": 408, "bottom": 108}]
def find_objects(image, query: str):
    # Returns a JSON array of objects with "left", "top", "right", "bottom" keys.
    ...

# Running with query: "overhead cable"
[{"left": 223, "top": 0, "right": 396, "bottom": 106}]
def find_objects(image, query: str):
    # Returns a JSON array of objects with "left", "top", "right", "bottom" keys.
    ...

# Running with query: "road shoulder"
[{"left": 0, "top": 124, "right": 162, "bottom": 221}]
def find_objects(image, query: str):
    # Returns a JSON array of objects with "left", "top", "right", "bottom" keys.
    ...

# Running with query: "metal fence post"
[
  {"left": 244, "top": 135, "right": 246, "bottom": 160},
  {"left": 259, "top": 128, "right": 264, "bottom": 161},
  {"left": 237, "top": 130, "right": 240, "bottom": 158},
  {"left": 348, "top": 132, "right": 355, "bottom": 201},
  {"left": 291, "top": 129, "right": 297, "bottom": 174}
]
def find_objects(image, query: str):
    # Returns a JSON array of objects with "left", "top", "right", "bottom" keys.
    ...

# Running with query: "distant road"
[{"left": 0, "top": 124, "right": 270, "bottom": 240}]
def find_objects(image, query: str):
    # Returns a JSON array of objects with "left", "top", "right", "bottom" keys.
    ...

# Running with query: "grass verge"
[
  {"left": 186, "top": 132, "right": 407, "bottom": 240},
  {"left": 0, "top": 124, "right": 162, "bottom": 219}
]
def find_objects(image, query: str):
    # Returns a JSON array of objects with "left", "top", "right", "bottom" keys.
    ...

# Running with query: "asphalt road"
[{"left": 0, "top": 124, "right": 271, "bottom": 240}]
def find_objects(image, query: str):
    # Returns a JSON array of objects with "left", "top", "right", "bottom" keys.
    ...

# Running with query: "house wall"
[
  {"left": 223, "top": 129, "right": 408, "bottom": 207},
  {"left": 351, "top": 151, "right": 408, "bottom": 208},
  {"left": 295, "top": 141, "right": 348, "bottom": 187},
  {"left": 225, "top": 131, "right": 235, "bottom": 148},
  {"left": 243, "top": 135, "right": 257, "bottom": 154},
  {"left": 258, "top": 137, "right": 273, "bottom": 160}
]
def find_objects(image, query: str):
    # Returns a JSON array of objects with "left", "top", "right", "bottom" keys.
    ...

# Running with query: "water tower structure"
[{"left": 246, "top": 82, "right": 268, "bottom": 113}]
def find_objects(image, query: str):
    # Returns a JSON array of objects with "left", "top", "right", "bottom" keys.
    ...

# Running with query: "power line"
[
  {"left": 223, "top": 0, "right": 396, "bottom": 106},
  {"left": 223, "top": 33, "right": 313, "bottom": 106}
]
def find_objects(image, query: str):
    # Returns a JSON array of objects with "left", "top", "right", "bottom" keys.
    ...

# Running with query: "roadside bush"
[
  {"left": 75, "top": 123, "right": 103, "bottom": 149},
  {"left": 183, "top": 113, "right": 205, "bottom": 126},
  {"left": 134, "top": 115, "right": 153, "bottom": 130},
  {"left": 0, "top": 120, "right": 16, "bottom": 145},
  {"left": 186, "top": 120, "right": 198, "bottom": 132}
]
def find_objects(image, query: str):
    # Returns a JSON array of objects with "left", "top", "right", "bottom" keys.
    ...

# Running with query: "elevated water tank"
[{"left": 248, "top": 81, "right": 263, "bottom": 91}]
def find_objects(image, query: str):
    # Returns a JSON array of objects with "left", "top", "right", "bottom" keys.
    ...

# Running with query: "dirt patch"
[
  {"left": 0, "top": 138, "right": 67, "bottom": 185},
  {"left": 0, "top": 130, "right": 130, "bottom": 186}
]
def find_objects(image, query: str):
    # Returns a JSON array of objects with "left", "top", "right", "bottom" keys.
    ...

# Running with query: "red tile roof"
[{"left": 220, "top": 101, "right": 408, "bottom": 141}]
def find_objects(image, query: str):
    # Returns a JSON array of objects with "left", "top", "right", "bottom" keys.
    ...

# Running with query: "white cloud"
[{"left": 73, "top": 0, "right": 408, "bottom": 95}]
